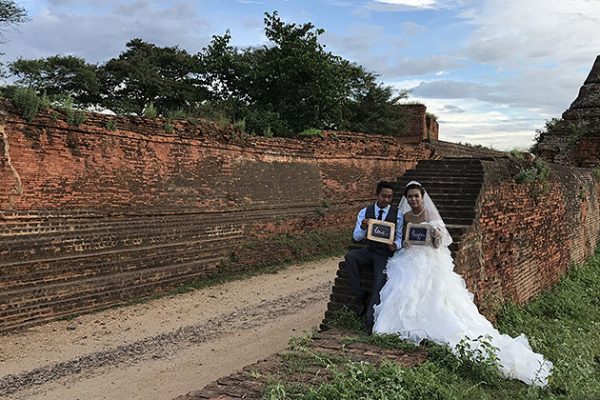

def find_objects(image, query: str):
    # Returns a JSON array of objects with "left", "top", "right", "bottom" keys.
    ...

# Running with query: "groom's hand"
[
  {"left": 387, "top": 243, "right": 397, "bottom": 252},
  {"left": 360, "top": 218, "right": 369, "bottom": 230}
]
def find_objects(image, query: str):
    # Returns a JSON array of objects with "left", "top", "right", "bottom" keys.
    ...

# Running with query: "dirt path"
[{"left": 0, "top": 257, "right": 341, "bottom": 400}]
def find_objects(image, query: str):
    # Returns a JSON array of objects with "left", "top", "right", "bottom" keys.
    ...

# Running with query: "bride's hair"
[{"left": 404, "top": 182, "right": 425, "bottom": 197}]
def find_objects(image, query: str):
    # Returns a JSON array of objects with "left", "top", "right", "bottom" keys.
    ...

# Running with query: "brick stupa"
[{"left": 537, "top": 55, "right": 600, "bottom": 167}]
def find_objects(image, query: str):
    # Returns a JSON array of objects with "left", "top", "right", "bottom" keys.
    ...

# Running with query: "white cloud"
[
  {"left": 1, "top": 1, "right": 234, "bottom": 64},
  {"left": 460, "top": 0, "right": 600, "bottom": 67},
  {"left": 374, "top": 0, "right": 437, "bottom": 8},
  {"left": 396, "top": 94, "right": 545, "bottom": 150},
  {"left": 367, "top": 0, "right": 466, "bottom": 12},
  {"left": 400, "top": 21, "right": 428, "bottom": 36}
]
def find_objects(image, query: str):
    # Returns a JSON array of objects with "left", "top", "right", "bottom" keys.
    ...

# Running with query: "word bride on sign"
[{"left": 405, "top": 222, "right": 433, "bottom": 246}]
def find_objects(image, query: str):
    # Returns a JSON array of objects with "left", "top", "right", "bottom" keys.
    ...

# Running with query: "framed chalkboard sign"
[
  {"left": 367, "top": 220, "right": 396, "bottom": 244},
  {"left": 405, "top": 222, "right": 432, "bottom": 246}
]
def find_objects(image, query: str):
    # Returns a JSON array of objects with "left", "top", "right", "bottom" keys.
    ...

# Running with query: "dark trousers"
[{"left": 344, "top": 247, "right": 389, "bottom": 326}]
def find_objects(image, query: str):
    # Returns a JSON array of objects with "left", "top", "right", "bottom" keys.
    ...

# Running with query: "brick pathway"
[{"left": 176, "top": 329, "right": 427, "bottom": 399}]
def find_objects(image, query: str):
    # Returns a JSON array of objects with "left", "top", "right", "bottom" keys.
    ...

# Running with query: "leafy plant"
[
  {"left": 39, "top": 91, "right": 52, "bottom": 109},
  {"left": 509, "top": 149, "right": 526, "bottom": 160},
  {"left": 143, "top": 102, "right": 158, "bottom": 118},
  {"left": 299, "top": 128, "right": 323, "bottom": 137},
  {"left": 515, "top": 158, "right": 549, "bottom": 186},
  {"left": 9, "top": 86, "right": 40, "bottom": 121},
  {"left": 289, "top": 331, "right": 315, "bottom": 352},
  {"left": 163, "top": 121, "right": 174, "bottom": 132},
  {"left": 233, "top": 118, "right": 246, "bottom": 132},
  {"left": 326, "top": 307, "right": 364, "bottom": 331},
  {"left": 344, "top": 333, "right": 418, "bottom": 351},
  {"left": 454, "top": 335, "right": 502, "bottom": 383},
  {"left": 66, "top": 109, "right": 86, "bottom": 126},
  {"left": 105, "top": 120, "right": 117, "bottom": 131},
  {"left": 167, "top": 109, "right": 186, "bottom": 119}
]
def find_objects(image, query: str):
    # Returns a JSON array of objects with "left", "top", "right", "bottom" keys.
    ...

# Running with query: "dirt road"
[{"left": 0, "top": 257, "right": 341, "bottom": 400}]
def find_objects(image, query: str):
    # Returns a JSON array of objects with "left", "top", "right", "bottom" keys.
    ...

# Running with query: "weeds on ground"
[
  {"left": 263, "top": 250, "right": 600, "bottom": 399},
  {"left": 326, "top": 307, "right": 365, "bottom": 332},
  {"left": 341, "top": 332, "right": 417, "bottom": 352}
]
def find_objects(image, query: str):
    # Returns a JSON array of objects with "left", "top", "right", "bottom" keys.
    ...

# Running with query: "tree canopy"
[
  {"left": 4, "top": 11, "right": 409, "bottom": 137},
  {"left": 0, "top": 0, "right": 27, "bottom": 42}
]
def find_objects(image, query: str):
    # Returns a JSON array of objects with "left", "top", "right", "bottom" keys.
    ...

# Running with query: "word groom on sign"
[{"left": 367, "top": 220, "right": 396, "bottom": 244}]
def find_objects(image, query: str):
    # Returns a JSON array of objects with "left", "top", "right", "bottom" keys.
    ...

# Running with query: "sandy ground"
[{"left": 0, "top": 256, "right": 341, "bottom": 400}]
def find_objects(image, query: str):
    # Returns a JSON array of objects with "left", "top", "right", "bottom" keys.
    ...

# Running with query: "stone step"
[
  {"left": 397, "top": 179, "right": 483, "bottom": 188},
  {"left": 438, "top": 216, "right": 475, "bottom": 225},
  {"left": 427, "top": 198, "right": 478, "bottom": 208},
  {"left": 418, "top": 157, "right": 486, "bottom": 164},
  {"left": 401, "top": 172, "right": 484, "bottom": 181},
  {"left": 412, "top": 167, "right": 484, "bottom": 175},
  {"left": 415, "top": 161, "right": 483, "bottom": 172},
  {"left": 438, "top": 210, "right": 477, "bottom": 220}
]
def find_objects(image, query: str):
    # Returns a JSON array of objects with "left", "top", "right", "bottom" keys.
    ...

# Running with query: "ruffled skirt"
[{"left": 373, "top": 245, "right": 552, "bottom": 386}]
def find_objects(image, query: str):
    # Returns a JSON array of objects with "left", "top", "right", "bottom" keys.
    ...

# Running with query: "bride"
[{"left": 373, "top": 181, "right": 553, "bottom": 387}]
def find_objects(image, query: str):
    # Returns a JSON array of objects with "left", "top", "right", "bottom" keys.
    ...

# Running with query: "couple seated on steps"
[{"left": 344, "top": 180, "right": 553, "bottom": 387}]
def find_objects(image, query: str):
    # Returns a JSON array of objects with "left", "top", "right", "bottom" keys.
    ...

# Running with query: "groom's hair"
[
  {"left": 404, "top": 183, "right": 425, "bottom": 196},
  {"left": 376, "top": 181, "right": 393, "bottom": 194}
]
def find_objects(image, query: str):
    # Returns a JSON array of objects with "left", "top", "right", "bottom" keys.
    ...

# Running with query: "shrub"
[
  {"left": 299, "top": 128, "right": 323, "bottom": 137},
  {"left": 167, "top": 109, "right": 186, "bottom": 119},
  {"left": 163, "top": 121, "right": 174, "bottom": 132},
  {"left": 105, "top": 120, "right": 117, "bottom": 131},
  {"left": 233, "top": 118, "right": 246, "bottom": 132},
  {"left": 143, "top": 102, "right": 158, "bottom": 118},
  {"left": 10, "top": 86, "right": 40, "bottom": 121},
  {"left": 66, "top": 110, "right": 86, "bottom": 126}
]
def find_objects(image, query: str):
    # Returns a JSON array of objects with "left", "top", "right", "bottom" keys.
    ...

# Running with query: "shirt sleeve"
[
  {"left": 353, "top": 207, "right": 367, "bottom": 242},
  {"left": 394, "top": 212, "right": 404, "bottom": 249}
]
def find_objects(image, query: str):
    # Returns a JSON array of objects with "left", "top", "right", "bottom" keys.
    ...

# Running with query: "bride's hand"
[{"left": 402, "top": 240, "right": 410, "bottom": 249}]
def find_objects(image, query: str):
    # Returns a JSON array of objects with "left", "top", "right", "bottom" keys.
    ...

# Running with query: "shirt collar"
[{"left": 375, "top": 204, "right": 391, "bottom": 213}]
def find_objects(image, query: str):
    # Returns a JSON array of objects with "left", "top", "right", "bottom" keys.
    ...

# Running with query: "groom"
[{"left": 344, "top": 181, "right": 403, "bottom": 333}]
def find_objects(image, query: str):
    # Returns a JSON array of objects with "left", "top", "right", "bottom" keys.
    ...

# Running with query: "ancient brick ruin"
[
  {"left": 324, "top": 157, "right": 600, "bottom": 326},
  {"left": 0, "top": 80, "right": 598, "bottom": 335},
  {"left": 178, "top": 156, "right": 600, "bottom": 399},
  {"left": 0, "top": 102, "right": 440, "bottom": 332},
  {"left": 537, "top": 55, "right": 600, "bottom": 167}
]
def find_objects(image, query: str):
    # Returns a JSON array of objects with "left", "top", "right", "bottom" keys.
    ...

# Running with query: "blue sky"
[{"left": 2, "top": 0, "right": 600, "bottom": 150}]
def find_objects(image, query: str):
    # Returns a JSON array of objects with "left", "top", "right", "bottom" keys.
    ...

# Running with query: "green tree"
[
  {"left": 0, "top": 0, "right": 27, "bottom": 42},
  {"left": 250, "top": 11, "right": 353, "bottom": 133},
  {"left": 342, "top": 68, "right": 409, "bottom": 135},
  {"left": 199, "top": 11, "right": 407, "bottom": 137},
  {"left": 100, "top": 38, "right": 206, "bottom": 115},
  {"left": 10, "top": 55, "right": 101, "bottom": 105}
]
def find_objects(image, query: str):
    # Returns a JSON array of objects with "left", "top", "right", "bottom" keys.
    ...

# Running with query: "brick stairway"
[
  {"left": 175, "top": 158, "right": 487, "bottom": 399},
  {"left": 321, "top": 158, "right": 485, "bottom": 329}
]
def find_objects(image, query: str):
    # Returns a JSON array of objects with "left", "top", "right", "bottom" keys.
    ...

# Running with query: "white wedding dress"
[{"left": 373, "top": 184, "right": 553, "bottom": 387}]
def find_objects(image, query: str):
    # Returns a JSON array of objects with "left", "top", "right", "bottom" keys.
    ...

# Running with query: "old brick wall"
[
  {"left": 0, "top": 105, "right": 432, "bottom": 331},
  {"left": 536, "top": 55, "right": 600, "bottom": 167},
  {"left": 455, "top": 158, "right": 600, "bottom": 317},
  {"left": 428, "top": 140, "right": 506, "bottom": 158}
]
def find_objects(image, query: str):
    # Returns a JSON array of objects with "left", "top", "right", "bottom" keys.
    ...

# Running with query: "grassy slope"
[{"left": 264, "top": 249, "right": 600, "bottom": 399}]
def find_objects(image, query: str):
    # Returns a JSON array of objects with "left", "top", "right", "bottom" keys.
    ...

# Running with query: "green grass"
[{"left": 264, "top": 249, "right": 600, "bottom": 399}]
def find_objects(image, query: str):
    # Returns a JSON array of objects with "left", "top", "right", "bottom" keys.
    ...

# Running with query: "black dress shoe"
[{"left": 350, "top": 293, "right": 368, "bottom": 318}]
